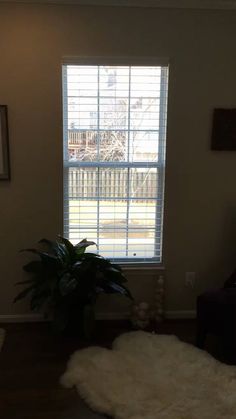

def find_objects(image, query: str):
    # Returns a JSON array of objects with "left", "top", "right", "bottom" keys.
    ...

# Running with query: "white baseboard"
[{"left": 0, "top": 310, "right": 196, "bottom": 323}]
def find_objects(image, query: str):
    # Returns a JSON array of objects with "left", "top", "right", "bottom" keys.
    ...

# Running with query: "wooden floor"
[{"left": 0, "top": 319, "right": 203, "bottom": 419}]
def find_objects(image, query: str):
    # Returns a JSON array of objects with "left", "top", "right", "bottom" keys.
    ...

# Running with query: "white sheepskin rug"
[
  {"left": 61, "top": 331, "right": 236, "bottom": 419},
  {"left": 0, "top": 328, "right": 5, "bottom": 352}
]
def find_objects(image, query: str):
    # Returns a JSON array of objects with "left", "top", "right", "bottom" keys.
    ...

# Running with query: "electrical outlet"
[{"left": 185, "top": 272, "right": 196, "bottom": 288}]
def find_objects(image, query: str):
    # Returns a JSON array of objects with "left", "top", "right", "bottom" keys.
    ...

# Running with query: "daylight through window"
[{"left": 63, "top": 64, "right": 168, "bottom": 262}]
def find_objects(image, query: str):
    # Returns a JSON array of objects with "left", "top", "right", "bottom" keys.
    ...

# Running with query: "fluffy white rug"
[
  {"left": 61, "top": 331, "right": 236, "bottom": 419},
  {"left": 0, "top": 328, "right": 5, "bottom": 352}
]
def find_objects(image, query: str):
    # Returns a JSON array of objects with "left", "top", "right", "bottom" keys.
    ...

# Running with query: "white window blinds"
[{"left": 63, "top": 64, "right": 168, "bottom": 263}]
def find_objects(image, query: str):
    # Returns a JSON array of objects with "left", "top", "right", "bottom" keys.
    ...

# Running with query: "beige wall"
[{"left": 0, "top": 3, "right": 235, "bottom": 317}]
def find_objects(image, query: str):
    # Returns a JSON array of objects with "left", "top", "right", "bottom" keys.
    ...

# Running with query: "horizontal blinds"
[
  {"left": 63, "top": 64, "right": 168, "bottom": 262},
  {"left": 62, "top": 56, "right": 169, "bottom": 67}
]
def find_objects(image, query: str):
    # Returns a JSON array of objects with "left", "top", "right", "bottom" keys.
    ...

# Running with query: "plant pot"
[
  {"left": 82, "top": 304, "right": 96, "bottom": 339},
  {"left": 65, "top": 304, "right": 95, "bottom": 339}
]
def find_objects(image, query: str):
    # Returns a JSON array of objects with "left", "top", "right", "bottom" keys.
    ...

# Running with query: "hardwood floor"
[{"left": 0, "top": 320, "right": 197, "bottom": 419}]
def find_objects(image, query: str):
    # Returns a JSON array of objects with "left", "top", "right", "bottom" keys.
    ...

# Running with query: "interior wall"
[{"left": 0, "top": 3, "right": 235, "bottom": 317}]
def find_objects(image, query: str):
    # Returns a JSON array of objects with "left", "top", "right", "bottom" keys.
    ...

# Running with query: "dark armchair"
[{"left": 196, "top": 269, "right": 236, "bottom": 362}]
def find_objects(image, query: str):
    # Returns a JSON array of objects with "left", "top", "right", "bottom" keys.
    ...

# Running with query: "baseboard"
[
  {"left": 0, "top": 310, "right": 196, "bottom": 323},
  {"left": 96, "top": 312, "right": 130, "bottom": 320},
  {"left": 97, "top": 310, "right": 197, "bottom": 320},
  {"left": 165, "top": 310, "right": 196, "bottom": 319},
  {"left": 0, "top": 313, "right": 129, "bottom": 322},
  {"left": 0, "top": 314, "right": 46, "bottom": 323}
]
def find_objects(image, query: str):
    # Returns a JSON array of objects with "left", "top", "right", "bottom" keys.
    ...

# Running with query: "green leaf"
[
  {"left": 30, "top": 292, "right": 51, "bottom": 311},
  {"left": 97, "top": 280, "right": 133, "bottom": 300},
  {"left": 20, "top": 248, "right": 38, "bottom": 254},
  {"left": 112, "top": 283, "right": 133, "bottom": 300},
  {"left": 21, "top": 249, "right": 59, "bottom": 267},
  {"left": 58, "top": 236, "right": 75, "bottom": 259},
  {"left": 22, "top": 241, "right": 65, "bottom": 265},
  {"left": 82, "top": 253, "right": 103, "bottom": 259},
  {"left": 110, "top": 263, "right": 122, "bottom": 272},
  {"left": 14, "top": 285, "right": 35, "bottom": 303},
  {"left": 56, "top": 243, "right": 69, "bottom": 261},
  {"left": 72, "top": 261, "right": 83, "bottom": 277},
  {"left": 75, "top": 239, "right": 97, "bottom": 255},
  {"left": 15, "top": 279, "right": 36, "bottom": 285},
  {"left": 38, "top": 239, "right": 68, "bottom": 260},
  {"left": 73, "top": 261, "right": 83, "bottom": 268},
  {"left": 81, "top": 254, "right": 110, "bottom": 271},
  {"left": 23, "top": 260, "right": 43, "bottom": 273},
  {"left": 38, "top": 238, "right": 57, "bottom": 251},
  {"left": 59, "top": 274, "right": 78, "bottom": 296},
  {"left": 103, "top": 266, "right": 127, "bottom": 283}
]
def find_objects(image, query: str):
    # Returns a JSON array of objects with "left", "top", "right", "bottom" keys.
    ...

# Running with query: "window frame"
[{"left": 62, "top": 57, "right": 169, "bottom": 265}]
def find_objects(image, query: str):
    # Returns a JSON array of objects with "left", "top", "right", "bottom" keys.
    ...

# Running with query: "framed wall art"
[
  {"left": 211, "top": 108, "right": 236, "bottom": 151},
  {"left": 0, "top": 105, "right": 10, "bottom": 180}
]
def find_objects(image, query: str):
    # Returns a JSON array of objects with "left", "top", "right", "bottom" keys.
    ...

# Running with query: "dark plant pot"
[{"left": 65, "top": 304, "right": 95, "bottom": 339}]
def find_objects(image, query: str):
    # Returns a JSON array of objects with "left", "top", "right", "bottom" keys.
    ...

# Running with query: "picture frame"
[
  {"left": 0, "top": 105, "right": 10, "bottom": 180},
  {"left": 211, "top": 108, "right": 236, "bottom": 151}
]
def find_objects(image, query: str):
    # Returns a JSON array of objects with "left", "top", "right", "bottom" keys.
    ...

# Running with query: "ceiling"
[{"left": 1, "top": 0, "right": 236, "bottom": 8}]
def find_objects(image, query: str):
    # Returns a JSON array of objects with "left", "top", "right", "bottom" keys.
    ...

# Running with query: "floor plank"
[{"left": 0, "top": 320, "right": 196, "bottom": 419}]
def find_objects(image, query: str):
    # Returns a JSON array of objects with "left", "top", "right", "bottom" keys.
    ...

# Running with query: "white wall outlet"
[{"left": 185, "top": 272, "right": 196, "bottom": 288}]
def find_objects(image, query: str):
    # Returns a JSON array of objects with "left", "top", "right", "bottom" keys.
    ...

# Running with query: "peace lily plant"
[{"left": 14, "top": 236, "right": 133, "bottom": 337}]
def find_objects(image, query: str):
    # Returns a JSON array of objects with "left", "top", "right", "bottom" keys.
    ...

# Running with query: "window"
[{"left": 63, "top": 62, "right": 168, "bottom": 263}]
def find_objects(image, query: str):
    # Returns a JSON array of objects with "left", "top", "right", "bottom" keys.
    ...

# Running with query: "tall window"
[{"left": 63, "top": 63, "right": 168, "bottom": 263}]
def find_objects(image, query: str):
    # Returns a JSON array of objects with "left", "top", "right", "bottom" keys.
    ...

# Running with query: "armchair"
[{"left": 196, "top": 269, "right": 236, "bottom": 363}]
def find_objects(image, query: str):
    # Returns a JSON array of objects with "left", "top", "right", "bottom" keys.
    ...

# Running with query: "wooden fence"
[{"left": 68, "top": 168, "right": 157, "bottom": 200}]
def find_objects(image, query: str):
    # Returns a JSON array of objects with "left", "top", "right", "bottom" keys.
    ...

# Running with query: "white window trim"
[
  {"left": 62, "top": 56, "right": 169, "bottom": 67},
  {"left": 62, "top": 58, "right": 169, "bottom": 264}
]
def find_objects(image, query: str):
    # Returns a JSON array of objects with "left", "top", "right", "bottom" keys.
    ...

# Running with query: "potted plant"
[{"left": 14, "top": 236, "right": 133, "bottom": 337}]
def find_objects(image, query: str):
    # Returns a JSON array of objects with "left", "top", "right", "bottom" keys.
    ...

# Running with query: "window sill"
[{"left": 120, "top": 263, "right": 165, "bottom": 271}]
